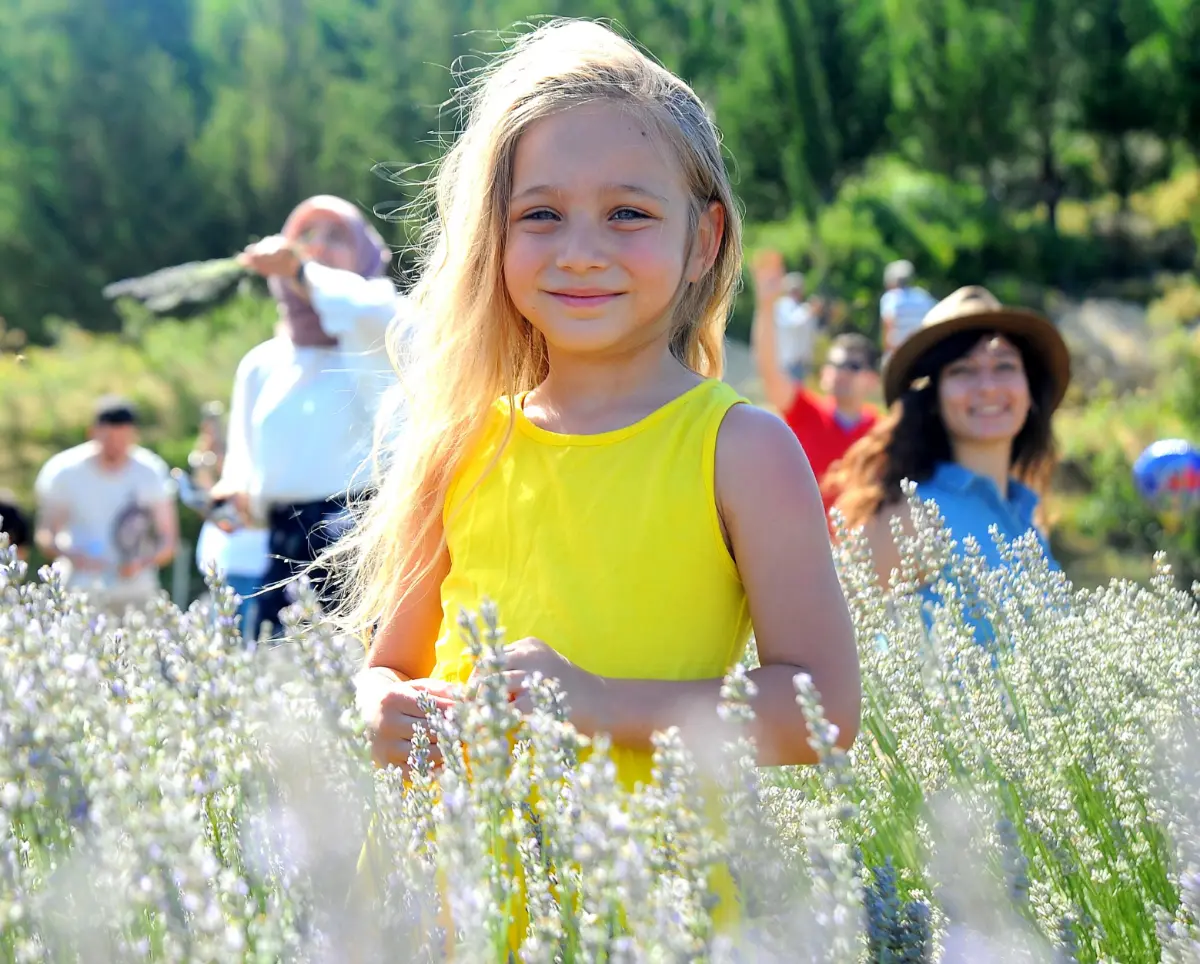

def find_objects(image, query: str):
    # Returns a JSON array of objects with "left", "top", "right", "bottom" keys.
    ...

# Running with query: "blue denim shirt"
[{"left": 913, "top": 462, "right": 1059, "bottom": 641}]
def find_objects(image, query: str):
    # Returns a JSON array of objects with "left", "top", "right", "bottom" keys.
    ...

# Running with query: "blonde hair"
[{"left": 330, "top": 19, "right": 743, "bottom": 639}]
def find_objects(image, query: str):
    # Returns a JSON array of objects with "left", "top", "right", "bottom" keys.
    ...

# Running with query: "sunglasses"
[{"left": 828, "top": 358, "right": 870, "bottom": 373}]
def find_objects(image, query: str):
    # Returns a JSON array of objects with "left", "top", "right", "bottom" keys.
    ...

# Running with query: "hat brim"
[{"left": 882, "top": 308, "right": 1071, "bottom": 410}]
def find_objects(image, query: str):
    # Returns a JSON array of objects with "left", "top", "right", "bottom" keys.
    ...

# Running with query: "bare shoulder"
[
  {"left": 714, "top": 403, "right": 821, "bottom": 512},
  {"left": 875, "top": 498, "right": 911, "bottom": 526},
  {"left": 715, "top": 402, "right": 806, "bottom": 467}
]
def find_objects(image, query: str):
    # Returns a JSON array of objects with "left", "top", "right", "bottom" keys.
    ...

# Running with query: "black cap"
[{"left": 94, "top": 395, "right": 139, "bottom": 426}]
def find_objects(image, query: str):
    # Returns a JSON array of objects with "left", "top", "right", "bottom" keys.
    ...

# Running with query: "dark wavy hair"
[{"left": 826, "top": 328, "right": 1059, "bottom": 529}]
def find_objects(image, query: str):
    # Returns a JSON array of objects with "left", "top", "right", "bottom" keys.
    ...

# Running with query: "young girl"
[{"left": 345, "top": 20, "right": 860, "bottom": 789}]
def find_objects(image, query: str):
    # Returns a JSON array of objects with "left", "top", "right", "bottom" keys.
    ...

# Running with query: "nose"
[
  {"left": 555, "top": 220, "right": 609, "bottom": 273},
  {"left": 971, "top": 369, "right": 1005, "bottom": 399}
]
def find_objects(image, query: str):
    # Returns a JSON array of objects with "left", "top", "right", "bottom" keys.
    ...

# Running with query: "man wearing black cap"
[{"left": 34, "top": 396, "right": 178, "bottom": 614}]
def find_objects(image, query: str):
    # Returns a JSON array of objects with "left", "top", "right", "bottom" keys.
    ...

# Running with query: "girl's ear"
[{"left": 684, "top": 201, "right": 725, "bottom": 283}]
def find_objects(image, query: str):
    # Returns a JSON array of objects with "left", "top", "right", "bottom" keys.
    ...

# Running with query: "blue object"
[{"left": 1133, "top": 439, "right": 1200, "bottom": 508}]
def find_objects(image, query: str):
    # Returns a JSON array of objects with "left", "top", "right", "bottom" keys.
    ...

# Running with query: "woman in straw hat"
[{"left": 825, "top": 286, "right": 1070, "bottom": 618}]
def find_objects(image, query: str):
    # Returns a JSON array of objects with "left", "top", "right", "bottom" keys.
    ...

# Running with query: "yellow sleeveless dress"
[{"left": 432, "top": 378, "right": 754, "bottom": 790}]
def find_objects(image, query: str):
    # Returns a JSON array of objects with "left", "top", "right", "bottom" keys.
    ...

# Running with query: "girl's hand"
[
  {"left": 355, "top": 668, "right": 459, "bottom": 771},
  {"left": 475, "top": 637, "right": 603, "bottom": 734},
  {"left": 238, "top": 235, "right": 302, "bottom": 279}
]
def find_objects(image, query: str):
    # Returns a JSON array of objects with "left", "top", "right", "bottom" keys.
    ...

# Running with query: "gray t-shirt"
[{"left": 35, "top": 441, "right": 174, "bottom": 601}]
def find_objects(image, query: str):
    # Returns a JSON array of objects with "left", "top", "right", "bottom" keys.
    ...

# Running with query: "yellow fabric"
[{"left": 432, "top": 378, "right": 753, "bottom": 792}]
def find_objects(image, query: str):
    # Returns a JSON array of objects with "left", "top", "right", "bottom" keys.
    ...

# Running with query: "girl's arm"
[
  {"left": 357, "top": 523, "right": 457, "bottom": 769},
  {"left": 713, "top": 404, "right": 861, "bottom": 762},
  {"left": 499, "top": 406, "right": 861, "bottom": 766},
  {"left": 364, "top": 522, "right": 449, "bottom": 681}
]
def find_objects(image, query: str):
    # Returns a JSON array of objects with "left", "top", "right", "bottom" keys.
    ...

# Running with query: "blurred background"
[{"left": 1, "top": 0, "right": 1199, "bottom": 596}]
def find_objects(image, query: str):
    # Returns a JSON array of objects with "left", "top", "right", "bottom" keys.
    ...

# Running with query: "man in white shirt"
[
  {"left": 773, "top": 272, "right": 818, "bottom": 381},
  {"left": 34, "top": 397, "right": 178, "bottom": 614},
  {"left": 880, "top": 260, "right": 937, "bottom": 355}
]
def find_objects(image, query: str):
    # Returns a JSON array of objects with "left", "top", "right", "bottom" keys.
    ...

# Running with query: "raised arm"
[
  {"left": 749, "top": 256, "right": 803, "bottom": 414},
  {"left": 301, "top": 261, "right": 398, "bottom": 354}
]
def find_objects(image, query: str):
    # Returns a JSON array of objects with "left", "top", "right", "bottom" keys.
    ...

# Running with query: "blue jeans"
[{"left": 224, "top": 572, "right": 262, "bottom": 641}]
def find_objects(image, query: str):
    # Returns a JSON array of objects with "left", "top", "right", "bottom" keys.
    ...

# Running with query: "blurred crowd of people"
[
  {"left": 3, "top": 195, "right": 410, "bottom": 638},
  {"left": 0, "top": 192, "right": 1070, "bottom": 650},
  {"left": 751, "top": 253, "right": 1069, "bottom": 640}
]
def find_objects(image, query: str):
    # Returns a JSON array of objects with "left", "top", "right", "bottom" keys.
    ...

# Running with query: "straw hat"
[{"left": 882, "top": 286, "right": 1071, "bottom": 410}]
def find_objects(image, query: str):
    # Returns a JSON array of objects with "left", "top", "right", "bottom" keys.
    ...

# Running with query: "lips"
[{"left": 546, "top": 289, "right": 623, "bottom": 308}]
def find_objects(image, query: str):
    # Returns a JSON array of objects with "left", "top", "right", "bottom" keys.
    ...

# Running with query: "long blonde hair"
[{"left": 330, "top": 19, "right": 743, "bottom": 639}]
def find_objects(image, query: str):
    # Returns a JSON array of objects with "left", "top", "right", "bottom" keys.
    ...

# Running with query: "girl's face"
[
  {"left": 504, "top": 102, "right": 722, "bottom": 360},
  {"left": 937, "top": 335, "right": 1032, "bottom": 447},
  {"left": 284, "top": 210, "right": 357, "bottom": 272}
]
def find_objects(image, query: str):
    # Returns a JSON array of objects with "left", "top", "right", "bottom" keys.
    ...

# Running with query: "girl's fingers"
[
  {"left": 465, "top": 668, "right": 526, "bottom": 696},
  {"left": 375, "top": 714, "right": 440, "bottom": 744},
  {"left": 374, "top": 739, "right": 445, "bottom": 771},
  {"left": 408, "top": 679, "right": 459, "bottom": 708},
  {"left": 372, "top": 738, "right": 410, "bottom": 769},
  {"left": 500, "top": 670, "right": 527, "bottom": 701},
  {"left": 384, "top": 743, "right": 446, "bottom": 774}
]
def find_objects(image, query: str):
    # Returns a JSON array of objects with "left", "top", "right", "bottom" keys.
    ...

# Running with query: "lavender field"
[{"left": 2, "top": 493, "right": 1200, "bottom": 963}]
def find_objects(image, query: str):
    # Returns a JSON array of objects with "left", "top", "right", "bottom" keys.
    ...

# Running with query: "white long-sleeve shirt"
[{"left": 219, "top": 262, "right": 407, "bottom": 513}]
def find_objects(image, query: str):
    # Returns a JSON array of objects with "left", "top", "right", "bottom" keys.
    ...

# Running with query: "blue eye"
[
  {"left": 521, "top": 209, "right": 559, "bottom": 222},
  {"left": 612, "top": 207, "right": 650, "bottom": 222}
]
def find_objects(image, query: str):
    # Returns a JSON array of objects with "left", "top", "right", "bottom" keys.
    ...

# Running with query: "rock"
[{"left": 1052, "top": 298, "right": 1156, "bottom": 396}]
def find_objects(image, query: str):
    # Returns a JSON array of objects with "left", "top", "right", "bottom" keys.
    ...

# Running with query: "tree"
[
  {"left": 0, "top": 0, "right": 205, "bottom": 339},
  {"left": 1074, "top": 0, "right": 1170, "bottom": 207}
]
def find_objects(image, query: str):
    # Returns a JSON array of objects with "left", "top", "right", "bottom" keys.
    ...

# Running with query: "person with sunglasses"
[
  {"left": 210, "top": 195, "right": 407, "bottom": 637},
  {"left": 751, "top": 253, "right": 880, "bottom": 513}
]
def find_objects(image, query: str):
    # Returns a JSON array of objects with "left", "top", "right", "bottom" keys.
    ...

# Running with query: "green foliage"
[{"left": 0, "top": 0, "right": 1198, "bottom": 341}]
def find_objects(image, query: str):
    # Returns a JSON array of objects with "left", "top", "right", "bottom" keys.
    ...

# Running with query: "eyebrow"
[{"left": 511, "top": 183, "right": 670, "bottom": 203}]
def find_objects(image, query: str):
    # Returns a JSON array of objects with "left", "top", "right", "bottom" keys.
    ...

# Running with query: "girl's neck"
[
  {"left": 949, "top": 439, "right": 1014, "bottom": 499},
  {"left": 530, "top": 341, "right": 699, "bottom": 432}
]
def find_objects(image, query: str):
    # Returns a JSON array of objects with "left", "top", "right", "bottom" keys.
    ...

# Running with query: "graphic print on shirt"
[{"left": 111, "top": 492, "right": 158, "bottom": 566}]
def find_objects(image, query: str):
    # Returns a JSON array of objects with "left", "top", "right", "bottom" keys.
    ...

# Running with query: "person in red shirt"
[{"left": 752, "top": 254, "right": 880, "bottom": 511}]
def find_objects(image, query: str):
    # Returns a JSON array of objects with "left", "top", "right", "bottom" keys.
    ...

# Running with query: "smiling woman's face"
[{"left": 937, "top": 334, "right": 1032, "bottom": 447}]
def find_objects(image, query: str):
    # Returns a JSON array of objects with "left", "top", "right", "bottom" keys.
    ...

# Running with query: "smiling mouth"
[
  {"left": 968, "top": 405, "right": 1012, "bottom": 416},
  {"left": 546, "top": 290, "right": 623, "bottom": 306}
]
